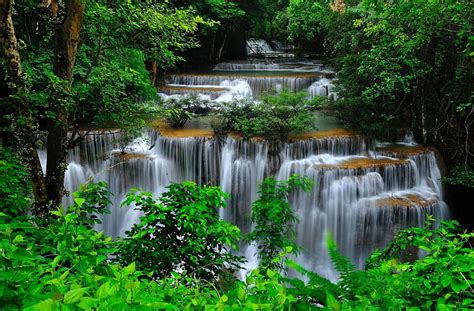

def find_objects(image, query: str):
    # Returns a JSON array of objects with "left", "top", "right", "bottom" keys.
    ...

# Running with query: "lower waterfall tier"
[{"left": 41, "top": 129, "right": 448, "bottom": 280}]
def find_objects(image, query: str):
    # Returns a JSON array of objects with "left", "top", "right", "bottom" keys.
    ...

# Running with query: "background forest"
[{"left": 0, "top": 0, "right": 473, "bottom": 309}]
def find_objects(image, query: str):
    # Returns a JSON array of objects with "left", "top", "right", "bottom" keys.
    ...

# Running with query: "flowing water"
[
  {"left": 162, "top": 55, "right": 336, "bottom": 100},
  {"left": 39, "top": 58, "right": 449, "bottom": 280}
]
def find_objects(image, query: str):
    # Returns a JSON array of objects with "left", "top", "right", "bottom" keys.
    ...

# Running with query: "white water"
[
  {"left": 161, "top": 58, "right": 336, "bottom": 100},
  {"left": 38, "top": 56, "right": 449, "bottom": 279},
  {"left": 41, "top": 128, "right": 449, "bottom": 279},
  {"left": 213, "top": 60, "right": 328, "bottom": 72},
  {"left": 246, "top": 38, "right": 274, "bottom": 55},
  {"left": 308, "top": 78, "right": 337, "bottom": 99},
  {"left": 167, "top": 74, "right": 319, "bottom": 98}
]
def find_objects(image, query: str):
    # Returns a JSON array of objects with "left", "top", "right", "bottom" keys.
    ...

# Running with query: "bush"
[
  {"left": 0, "top": 148, "right": 31, "bottom": 217},
  {"left": 118, "top": 182, "right": 243, "bottom": 280},
  {"left": 441, "top": 166, "right": 474, "bottom": 188},
  {"left": 0, "top": 178, "right": 472, "bottom": 309},
  {"left": 162, "top": 95, "right": 221, "bottom": 128},
  {"left": 336, "top": 219, "right": 474, "bottom": 309},
  {"left": 212, "top": 91, "right": 315, "bottom": 142},
  {"left": 246, "top": 175, "right": 312, "bottom": 271},
  {"left": 164, "top": 106, "right": 192, "bottom": 128}
]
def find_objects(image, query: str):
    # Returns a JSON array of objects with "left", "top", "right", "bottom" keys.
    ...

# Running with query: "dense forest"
[{"left": 1, "top": 0, "right": 473, "bottom": 309}]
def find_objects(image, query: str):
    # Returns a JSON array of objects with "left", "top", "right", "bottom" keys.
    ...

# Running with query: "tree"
[
  {"left": 0, "top": 0, "right": 48, "bottom": 210},
  {"left": 288, "top": 0, "right": 473, "bottom": 171},
  {"left": 0, "top": 1, "right": 204, "bottom": 216}
]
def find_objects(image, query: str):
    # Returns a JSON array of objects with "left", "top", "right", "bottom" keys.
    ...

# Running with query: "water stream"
[{"left": 39, "top": 56, "right": 449, "bottom": 280}]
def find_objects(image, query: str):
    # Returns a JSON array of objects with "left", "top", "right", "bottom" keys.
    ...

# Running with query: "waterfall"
[
  {"left": 308, "top": 78, "right": 337, "bottom": 99},
  {"left": 167, "top": 74, "right": 320, "bottom": 97},
  {"left": 52, "top": 128, "right": 448, "bottom": 279},
  {"left": 246, "top": 38, "right": 274, "bottom": 55},
  {"left": 39, "top": 54, "right": 448, "bottom": 279},
  {"left": 213, "top": 60, "right": 326, "bottom": 72},
  {"left": 160, "top": 58, "right": 335, "bottom": 100},
  {"left": 245, "top": 39, "right": 296, "bottom": 57}
]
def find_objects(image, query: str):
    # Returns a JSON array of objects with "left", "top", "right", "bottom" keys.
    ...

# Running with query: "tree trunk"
[
  {"left": 0, "top": 0, "right": 49, "bottom": 213},
  {"left": 208, "top": 31, "right": 216, "bottom": 62},
  {"left": 45, "top": 0, "right": 85, "bottom": 208},
  {"left": 217, "top": 25, "right": 228, "bottom": 61}
]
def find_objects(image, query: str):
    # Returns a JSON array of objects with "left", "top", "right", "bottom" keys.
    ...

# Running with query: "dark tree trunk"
[
  {"left": 217, "top": 24, "right": 229, "bottom": 61},
  {"left": 208, "top": 31, "right": 217, "bottom": 62},
  {"left": 0, "top": 0, "right": 49, "bottom": 213},
  {"left": 45, "top": 0, "right": 85, "bottom": 209}
]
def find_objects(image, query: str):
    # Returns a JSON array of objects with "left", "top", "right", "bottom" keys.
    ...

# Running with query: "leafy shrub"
[
  {"left": 0, "top": 178, "right": 472, "bottom": 309},
  {"left": 164, "top": 94, "right": 221, "bottom": 115},
  {"left": 163, "top": 95, "right": 221, "bottom": 128},
  {"left": 212, "top": 91, "right": 315, "bottom": 142},
  {"left": 164, "top": 106, "right": 192, "bottom": 128},
  {"left": 0, "top": 148, "right": 31, "bottom": 217},
  {"left": 336, "top": 219, "right": 473, "bottom": 309},
  {"left": 70, "top": 181, "right": 112, "bottom": 226},
  {"left": 0, "top": 200, "right": 116, "bottom": 309},
  {"left": 246, "top": 175, "right": 312, "bottom": 271},
  {"left": 441, "top": 166, "right": 474, "bottom": 188},
  {"left": 0, "top": 206, "right": 301, "bottom": 310},
  {"left": 118, "top": 182, "right": 242, "bottom": 280}
]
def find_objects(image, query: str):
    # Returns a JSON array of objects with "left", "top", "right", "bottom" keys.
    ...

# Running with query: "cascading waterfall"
[
  {"left": 308, "top": 78, "right": 337, "bottom": 99},
  {"left": 213, "top": 60, "right": 326, "bottom": 72},
  {"left": 37, "top": 56, "right": 448, "bottom": 279},
  {"left": 246, "top": 38, "right": 275, "bottom": 55},
  {"left": 245, "top": 39, "right": 295, "bottom": 58},
  {"left": 167, "top": 74, "right": 320, "bottom": 97},
  {"left": 51, "top": 127, "right": 448, "bottom": 279},
  {"left": 160, "top": 59, "right": 336, "bottom": 100}
]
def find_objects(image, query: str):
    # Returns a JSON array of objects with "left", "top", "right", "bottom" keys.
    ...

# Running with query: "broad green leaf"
[{"left": 64, "top": 287, "right": 88, "bottom": 304}]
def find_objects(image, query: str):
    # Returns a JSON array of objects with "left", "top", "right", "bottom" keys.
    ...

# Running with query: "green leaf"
[
  {"left": 451, "top": 277, "right": 469, "bottom": 292},
  {"left": 74, "top": 197, "right": 86, "bottom": 207},
  {"left": 123, "top": 262, "right": 136, "bottom": 276},
  {"left": 326, "top": 292, "right": 340, "bottom": 311},
  {"left": 52, "top": 255, "right": 62, "bottom": 268},
  {"left": 64, "top": 287, "right": 88, "bottom": 304},
  {"left": 96, "top": 281, "right": 111, "bottom": 299},
  {"left": 441, "top": 274, "right": 452, "bottom": 287},
  {"left": 25, "top": 299, "right": 57, "bottom": 311}
]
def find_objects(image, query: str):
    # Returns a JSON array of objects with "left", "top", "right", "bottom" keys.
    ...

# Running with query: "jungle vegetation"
[{"left": 0, "top": 0, "right": 473, "bottom": 309}]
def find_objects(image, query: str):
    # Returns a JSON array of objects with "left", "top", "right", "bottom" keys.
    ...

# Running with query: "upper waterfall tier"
[
  {"left": 213, "top": 60, "right": 330, "bottom": 72},
  {"left": 159, "top": 58, "right": 336, "bottom": 100},
  {"left": 246, "top": 38, "right": 295, "bottom": 57},
  {"left": 167, "top": 73, "right": 322, "bottom": 97}
]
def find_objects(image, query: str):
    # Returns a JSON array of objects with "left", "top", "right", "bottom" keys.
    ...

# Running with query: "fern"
[
  {"left": 284, "top": 259, "right": 341, "bottom": 306},
  {"left": 326, "top": 233, "right": 355, "bottom": 275}
]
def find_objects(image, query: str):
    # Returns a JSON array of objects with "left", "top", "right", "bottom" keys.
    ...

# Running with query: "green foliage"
[
  {"left": 118, "top": 182, "right": 242, "bottom": 280},
  {"left": 1, "top": 0, "right": 206, "bottom": 143},
  {"left": 287, "top": 0, "right": 331, "bottom": 52},
  {"left": 164, "top": 106, "right": 192, "bottom": 128},
  {"left": 213, "top": 91, "right": 315, "bottom": 142},
  {"left": 290, "top": 0, "right": 473, "bottom": 167},
  {"left": 0, "top": 176, "right": 472, "bottom": 309},
  {"left": 71, "top": 181, "right": 113, "bottom": 226},
  {"left": 0, "top": 204, "right": 221, "bottom": 310},
  {"left": 338, "top": 219, "right": 474, "bottom": 309},
  {"left": 246, "top": 175, "right": 312, "bottom": 271},
  {"left": 0, "top": 148, "right": 31, "bottom": 217},
  {"left": 248, "top": 0, "right": 289, "bottom": 42},
  {"left": 207, "top": 0, "right": 245, "bottom": 21},
  {"left": 441, "top": 166, "right": 474, "bottom": 188},
  {"left": 0, "top": 201, "right": 116, "bottom": 309}
]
